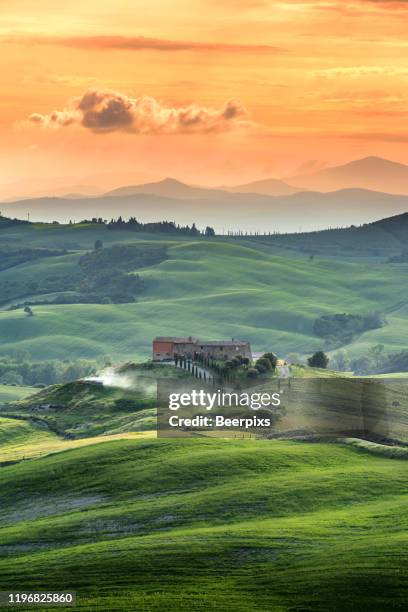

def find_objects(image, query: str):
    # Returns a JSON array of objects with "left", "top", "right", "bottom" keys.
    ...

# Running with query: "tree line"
[
  {"left": 75, "top": 217, "right": 215, "bottom": 236},
  {"left": 174, "top": 351, "right": 278, "bottom": 385}
]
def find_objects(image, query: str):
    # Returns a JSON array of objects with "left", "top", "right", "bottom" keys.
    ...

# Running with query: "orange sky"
[{"left": 2, "top": 0, "right": 408, "bottom": 196}]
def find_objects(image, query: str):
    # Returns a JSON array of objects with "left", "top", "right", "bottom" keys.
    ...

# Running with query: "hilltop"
[
  {"left": 286, "top": 156, "right": 408, "bottom": 195},
  {"left": 104, "top": 177, "right": 232, "bottom": 200},
  {"left": 223, "top": 176, "right": 299, "bottom": 196}
]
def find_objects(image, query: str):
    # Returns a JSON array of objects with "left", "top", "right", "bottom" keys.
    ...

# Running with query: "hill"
[
  {"left": 1, "top": 217, "right": 408, "bottom": 366},
  {"left": 0, "top": 437, "right": 407, "bottom": 610},
  {"left": 104, "top": 177, "right": 232, "bottom": 200},
  {"left": 223, "top": 176, "right": 299, "bottom": 196},
  {"left": 257, "top": 210, "right": 408, "bottom": 257},
  {"left": 287, "top": 156, "right": 408, "bottom": 195},
  {"left": 3, "top": 362, "right": 193, "bottom": 438},
  {"left": 1, "top": 212, "right": 408, "bottom": 609}
]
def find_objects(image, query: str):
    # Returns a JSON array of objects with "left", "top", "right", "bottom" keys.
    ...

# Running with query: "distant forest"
[
  {"left": 78, "top": 217, "right": 215, "bottom": 236},
  {"left": 0, "top": 214, "right": 215, "bottom": 236}
]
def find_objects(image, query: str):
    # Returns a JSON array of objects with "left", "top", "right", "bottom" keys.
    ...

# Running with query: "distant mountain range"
[
  {"left": 101, "top": 157, "right": 408, "bottom": 199},
  {"left": 3, "top": 156, "right": 408, "bottom": 232},
  {"left": 6, "top": 154, "right": 407, "bottom": 201},
  {"left": 2, "top": 185, "right": 408, "bottom": 234}
]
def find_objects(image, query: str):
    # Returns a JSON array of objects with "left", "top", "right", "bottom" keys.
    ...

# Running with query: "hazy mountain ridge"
[
  {"left": 4, "top": 155, "right": 408, "bottom": 206},
  {"left": 286, "top": 156, "right": 408, "bottom": 195},
  {"left": 103, "top": 177, "right": 232, "bottom": 200},
  {"left": 3, "top": 185, "right": 408, "bottom": 234},
  {"left": 4, "top": 156, "right": 408, "bottom": 233},
  {"left": 222, "top": 177, "right": 299, "bottom": 196}
]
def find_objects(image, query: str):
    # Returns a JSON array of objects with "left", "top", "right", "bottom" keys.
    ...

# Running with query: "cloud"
[
  {"left": 9, "top": 34, "right": 281, "bottom": 54},
  {"left": 28, "top": 89, "right": 252, "bottom": 135}
]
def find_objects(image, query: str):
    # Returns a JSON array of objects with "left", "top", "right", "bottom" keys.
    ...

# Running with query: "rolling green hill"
[
  {"left": 1, "top": 216, "right": 408, "bottom": 370},
  {"left": 1, "top": 216, "right": 408, "bottom": 611},
  {"left": 4, "top": 380, "right": 157, "bottom": 439},
  {"left": 2, "top": 362, "right": 193, "bottom": 438},
  {"left": 0, "top": 437, "right": 407, "bottom": 610}
]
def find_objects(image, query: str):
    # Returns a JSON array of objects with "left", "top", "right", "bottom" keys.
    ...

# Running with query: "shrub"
[
  {"left": 262, "top": 352, "right": 278, "bottom": 369},
  {"left": 256, "top": 358, "right": 272, "bottom": 371},
  {"left": 307, "top": 351, "right": 329, "bottom": 369}
]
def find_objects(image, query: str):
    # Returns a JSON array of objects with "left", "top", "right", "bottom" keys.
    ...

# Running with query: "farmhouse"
[{"left": 152, "top": 336, "right": 252, "bottom": 361}]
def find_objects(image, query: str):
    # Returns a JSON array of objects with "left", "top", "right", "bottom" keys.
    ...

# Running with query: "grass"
[
  {"left": 1, "top": 222, "right": 408, "bottom": 610},
  {"left": 1, "top": 363, "right": 195, "bottom": 438},
  {"left": 0, "top": 384, "right": 35, "bottom": 403},
  {"left": 2, "top": 381, "right": 156, "bottom": 438},
  {"left": 1, "top": 228, "right": 408, "bottom": 363},
  {"left": 0, "top": 437, "right": 407, "bottom": 610},
  {"left": 0, "top": 416, "right": 154, "bottom": 462}
]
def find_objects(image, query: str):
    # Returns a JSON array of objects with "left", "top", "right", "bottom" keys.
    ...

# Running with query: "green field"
[
  {"left": 1, "top": 222, "right": 408, "bottom": 365},
  {"left": 0, "top": 435, "right": 407, "bottom": 610},
  {"left": 0, "top": 384, "right": 35, "bottom": 403},
  {"left": 1, "top": 220, "right": 408, "bottom": 610}
]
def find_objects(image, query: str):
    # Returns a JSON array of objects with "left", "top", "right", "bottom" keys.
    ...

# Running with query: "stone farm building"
[{"left": 152, "top": 336, "right": 252, "bottom": 362}]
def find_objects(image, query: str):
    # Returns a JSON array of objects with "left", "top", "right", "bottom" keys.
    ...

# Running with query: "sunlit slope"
[
  {"left": 0, "top": 415, "right": 153, "bottom": 462},
  {"left": 1, "top": 238, "right": 408, "bottom": 361},
  {"left": 0, "top": 438, "right": 407, "bottom": 610}
]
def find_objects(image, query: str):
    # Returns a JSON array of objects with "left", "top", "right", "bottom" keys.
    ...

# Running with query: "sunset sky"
[{"left": 2, "top": 0, "right": 408, "bottom": 196}]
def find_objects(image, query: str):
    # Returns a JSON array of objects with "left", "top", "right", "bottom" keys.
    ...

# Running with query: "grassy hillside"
[
  {"left": 2, "top": 379, "right": 157, "bottom": 439},
  {"left": 1, "top": 362, "right": 196, "bottom": 438},
  {"left": 1, "top": 217, "right": 408, "bottom": 611},
  {"left": 0, "top": 416, "right": 152, "bottom": 462},
  {"left": 0, "top": 437, "right": 407, "bottom": 610},
  {"left": 1, "top": 218, "right": 408, "bottom": 374},
  {"left": 1, "top": 224, "right": 408, "bottom": 364}
]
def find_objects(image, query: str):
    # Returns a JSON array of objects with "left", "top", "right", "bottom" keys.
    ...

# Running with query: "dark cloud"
[{"left": 28, "top": 89, "right": 252, "bottom": 135}]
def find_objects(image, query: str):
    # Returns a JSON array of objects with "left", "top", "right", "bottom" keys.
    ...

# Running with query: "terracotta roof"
[
  {"left": 153, "top": 337, "right": 249, "bottom": 346},
  {"left": 200, "top": 341, "right": 249, "bottom": 347},
  {"left": 153, "top": 337, "right": 197, "bottom": 343}
]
